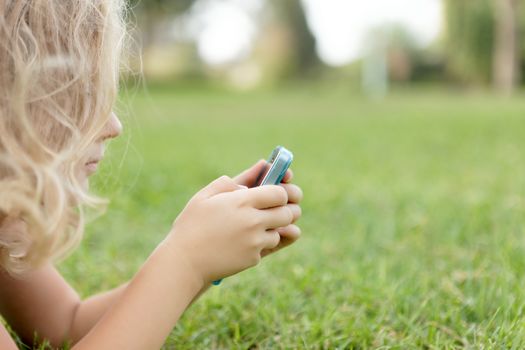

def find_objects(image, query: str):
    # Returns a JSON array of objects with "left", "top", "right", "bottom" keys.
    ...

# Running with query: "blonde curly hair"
[{"left": 0, "top": 0, "right": 126, "bottom": 275}]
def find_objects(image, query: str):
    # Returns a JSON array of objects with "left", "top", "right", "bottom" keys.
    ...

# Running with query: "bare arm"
[
  {"left": 0, "top": 323, "right": 17, "bottom": 350},
  {"left": 0, "top": 242, "right": 203, "bottom": 349},
  {"left": 0, "top": 265, "right": 132, "bottom": 347},
  {"left": 69, "top": 282, "right": 129, "bottom": 342},
  {"left": 69, "top": 275, "right": 209, "bottom": 342},
  {"left": 72, "top": 240, "right": 203, "bottom": 349},
  {"left": 0, "top": 264, "right": 84, "bottom": 347},
  {"left": 0, "top": 260, "right": 209, "bottom": 349}
]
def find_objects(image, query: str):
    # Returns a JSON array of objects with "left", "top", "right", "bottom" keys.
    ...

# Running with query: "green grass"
[{"left": 58, "top": 86, "right": 525, "bottom": 349}]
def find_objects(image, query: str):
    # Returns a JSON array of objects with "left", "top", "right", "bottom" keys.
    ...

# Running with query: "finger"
[
  {"left": 280, "top": 183, "right": 303, "bottom": 204},
  {"left": 286, "top": 204, "right": 302, "bottom": 223},
  {"left": 261, "top": 225, "right": 301, "bottom": 258},
  {"left": 260, "top": 206, "right": 294, "bottom": 229},
  {"left": 261, "top": 230, "right": 280, "bottom": 250},
  {"left": 233, "top": 159, "right": 267, "bottom": 187},
  {"left": 281, "top": 168, "right": 294, "bottom": 183},
  {"left": 199, "top": 175, "right": 240, "bottom": 198},
  {"left": 277, "top": 224, "right": 301, "bottom": 243},
  {"left": 242, "top": 185, "right": 288, "bottom": 209}
]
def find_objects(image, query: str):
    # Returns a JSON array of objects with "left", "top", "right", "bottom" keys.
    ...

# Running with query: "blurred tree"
[
  {"left": 267, "top": 0, "right": 320, "bottom": 78},
  {"left": 492, "top": 0, "right": 520, "bottom": 94},
  {"left": 444, "top": 0, "right": 495, "bottom": 84},
  {"left": 444, "top": 0, "right": 522, "bottom": 92},
  {"left": 128, "top": 0, "right": 197, "bottom": 47},
  {"left": 384, "top": 25, "right": 419, "bottom": 82}
]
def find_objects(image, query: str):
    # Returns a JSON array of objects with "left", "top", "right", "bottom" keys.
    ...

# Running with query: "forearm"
[
  {"left": 191, "top": 283, "right": 211, "bottom": 304},
  {"left": 69, "top": 283, "right": 129, "bottom": 343},
  {"left": 72, "top": 241, "right": 203, "bottom": 350},
  {"left": 70, "top": 277, "right": 210, "bottom": 344}
]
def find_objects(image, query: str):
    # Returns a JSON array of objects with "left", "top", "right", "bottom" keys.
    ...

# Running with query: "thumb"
[
  {"left": 199, "top": 175, "right": 241, "bottom": 198},
  {"left": 234, "top": 159, "right": 268, "bottom": 187}
]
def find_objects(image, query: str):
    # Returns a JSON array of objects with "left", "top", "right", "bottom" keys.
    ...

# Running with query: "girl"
[{"left": 0, "top": 1, "right": 303, "bottom": 349}]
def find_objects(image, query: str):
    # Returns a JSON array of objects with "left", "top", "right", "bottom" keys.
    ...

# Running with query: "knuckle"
[
  {"left": 247, "top": 214, "right": 262, "bottom": 228},
  {"left": 273, "top": 232, "right": 281, "bottom": 247},
  {"left": 292, "top": 204, "right": 302, "bottom": 220},
  {"left": 218, "top": 175, "right": 232, "bottom": 183},
  {"left": 292, "top": 185, "right": 304, "bottom": 201},
  {"left": 236, "top": 192, "right": 250, "bottom": 207},
  {"left": 284, "top": 184, "right": 301, "bottom": 202},
  {"left": 281, "top": 184, "right": 292, "bottom": 196},
  {"left": 275, "top": 186, "right": 288, "bottom": 204},
  {"left": 250, "top": 235, "right": 262, "bottom": 248},
  {"left": 284, "top": 206, "right": 294, "bottom": 223}
]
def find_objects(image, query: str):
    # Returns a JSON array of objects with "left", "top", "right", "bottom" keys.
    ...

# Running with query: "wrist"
[{"left": 159, "top": 235, "right": 206, "bottom": 291}]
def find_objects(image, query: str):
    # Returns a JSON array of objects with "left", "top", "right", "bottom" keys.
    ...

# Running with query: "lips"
[
  {"left": 84, "top": 148, "right": 105, "bottom": 175},
  {"left": 85, "top": 159, "right": 101, "bottom": 175}
]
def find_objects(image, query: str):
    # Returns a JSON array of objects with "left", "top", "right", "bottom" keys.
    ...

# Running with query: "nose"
[{"left": 100, "top": 112, "right": 123, "bottom": 141}]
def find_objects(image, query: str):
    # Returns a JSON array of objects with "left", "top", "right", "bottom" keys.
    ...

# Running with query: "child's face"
[{"left": 79, "top": 112, "right": 122, "bottom": 184}]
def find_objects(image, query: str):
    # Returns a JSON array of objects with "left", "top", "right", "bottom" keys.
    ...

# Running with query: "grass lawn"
[{"left": 55, "top": 86, "right": 525, "bottom": 349}]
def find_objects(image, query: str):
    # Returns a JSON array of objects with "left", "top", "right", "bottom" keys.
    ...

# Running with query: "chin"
[
  {"left": 75, "top": 168, "right": 89, "bottom": 190},
  {"left": 79, "top": 174, "right": 89, "bottom": 191}
]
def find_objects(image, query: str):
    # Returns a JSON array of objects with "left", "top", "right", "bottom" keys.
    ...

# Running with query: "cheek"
[{"left": 74, "top": 162, "right": 89, "bottom": 189}]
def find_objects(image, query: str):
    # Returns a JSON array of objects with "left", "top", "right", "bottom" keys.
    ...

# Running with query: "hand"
[
  {"left": 233, "top": 160, "right": 303, "bottom": 258},
  {"left": 166, "top": 175, "right": 295, "bottom": 285}
]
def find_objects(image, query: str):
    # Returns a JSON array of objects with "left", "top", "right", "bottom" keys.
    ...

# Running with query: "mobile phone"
[
  {"left": 255, "top": 146, "right": 294, "bottom": 186},
  {"left": 212, "top": 146, "right": 294, "bottom": 286}
]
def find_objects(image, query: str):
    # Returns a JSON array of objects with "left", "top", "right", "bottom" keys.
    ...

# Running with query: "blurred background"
[
  {"left": 65, "top": 0, "right": 525, "bottom": 348},
  {"left": 124, "top": 0, "right": 524, "bottom": 95}
]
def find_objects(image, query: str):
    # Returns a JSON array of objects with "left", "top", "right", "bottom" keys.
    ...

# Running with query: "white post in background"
[{"left": 361, "top": 31, "right": 388, "bottom": 100}]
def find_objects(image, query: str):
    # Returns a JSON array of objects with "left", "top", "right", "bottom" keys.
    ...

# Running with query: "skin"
[{"left": 0, "top": 113, "right": 303, "bottom": 349}]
